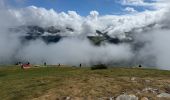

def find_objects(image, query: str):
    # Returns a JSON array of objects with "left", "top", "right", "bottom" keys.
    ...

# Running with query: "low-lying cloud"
[{"left": 0, "top": 0, "right": 170, "bottom": 69}]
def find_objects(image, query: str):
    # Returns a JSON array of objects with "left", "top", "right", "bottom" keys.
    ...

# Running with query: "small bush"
[{"left": 91, "top": 64, "right": 107, "bottom": 70}]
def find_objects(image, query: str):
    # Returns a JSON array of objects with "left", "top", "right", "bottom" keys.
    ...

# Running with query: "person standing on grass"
[{"left": 44, "top": 62, "right": 47, "bottom": 66}]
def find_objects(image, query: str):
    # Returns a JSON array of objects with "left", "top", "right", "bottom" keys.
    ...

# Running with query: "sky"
[{"left": 6, "top": 0, "right": 155, "bottom": 16}]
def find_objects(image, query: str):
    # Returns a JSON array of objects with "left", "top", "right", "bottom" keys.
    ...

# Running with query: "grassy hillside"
[{"left": 0, "top": 65, "right": 170, "bottom": 100}]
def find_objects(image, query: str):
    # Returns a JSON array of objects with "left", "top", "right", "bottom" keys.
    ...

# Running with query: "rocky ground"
[{"left": 32, "top": 76, "right": 170, "bottom": 100}]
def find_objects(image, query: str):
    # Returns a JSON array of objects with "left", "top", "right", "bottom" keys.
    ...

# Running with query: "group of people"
[{"left": 16, "top": 62, "right": 142, "bottom": 69}]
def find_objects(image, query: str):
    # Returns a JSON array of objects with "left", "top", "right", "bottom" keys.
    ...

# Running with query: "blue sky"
[{"left": 8, "top": 0, "right": 153, "bottom": 16}]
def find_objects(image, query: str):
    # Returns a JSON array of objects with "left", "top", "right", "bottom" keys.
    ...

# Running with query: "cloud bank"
[{"left": 0, "top": 0, "right": 170, "bottom": 69}]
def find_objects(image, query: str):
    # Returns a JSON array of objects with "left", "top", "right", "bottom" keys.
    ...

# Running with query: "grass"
[{"left": 0, "top": 65, "right": 170, "bottom": 100}]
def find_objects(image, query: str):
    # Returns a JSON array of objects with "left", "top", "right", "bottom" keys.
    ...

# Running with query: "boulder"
[
  {"left": 157, "top": 93, "right": 170, "bottom": 98},
  {"left": 140, "top": 97, "right": 149, "bottom": 100},
  {"left": 116, "top": 94, "right": 138, "bottom": 100}
]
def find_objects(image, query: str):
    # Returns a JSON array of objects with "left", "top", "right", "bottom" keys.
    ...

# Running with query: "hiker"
[
  {"left": 79, "top": 63, "right": 82, "bottom": 68},
  {"left": 44, "top": 62, "right": 47, "bottom": 66},
  {"left": 27, "top": 62, "right": 30, "bottom": 65},
  {"left": 21, "top": 64, "right": 24, "bottom": 69}
]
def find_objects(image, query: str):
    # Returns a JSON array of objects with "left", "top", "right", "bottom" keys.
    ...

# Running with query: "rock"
[
  {"left": 131, "top": 77, "right": 136, "bottom": 81},
  {"left": 62, "top": 96, "right": 71, "bottom": 100},
  {"left": 145, "top": 80, "right": 151, "bottom": 83},
  {"left": 157, "top": 93, "right": 170, "bottom": 98},
  {"left": 140, "top": 97, "right": 149, "bottom": 100},
  {"left": 98, "top": 97, "right": 114, "bottom": 100},
  {"left": 66, "top": 97, "right": 71, "bottom": 100},
  {"left": 130, "top": 77, "right": 138, "bottom": 83},
  {"left": 116, "top": 94, "right": 138, "bottom": 100},
  {"left": 142, "top": 87, "right": 159, "bottom": 94}
]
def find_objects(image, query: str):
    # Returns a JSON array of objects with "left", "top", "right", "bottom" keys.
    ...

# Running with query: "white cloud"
[
  {"left": 121, "top": 0, "right": 157, "bottom": 7},
  {"left": 122, "top": 0, "right": 144, "bottom": 5},
  {"left": 0, "top": 0, "right": 170, "bottom": 68},
  {"left": 124, "top": 7, "right": 138, "bottom": 13},
  {"left": 4, "top": 5, "right": 165, "bottom": 38}
]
